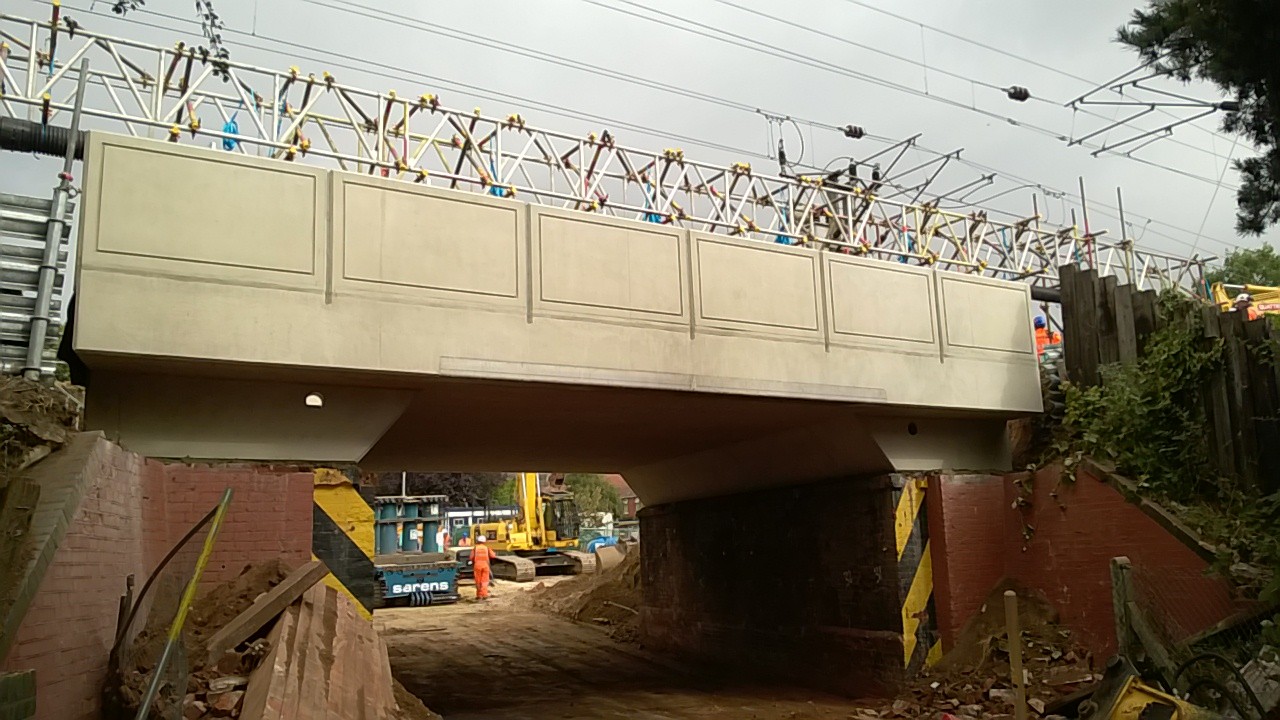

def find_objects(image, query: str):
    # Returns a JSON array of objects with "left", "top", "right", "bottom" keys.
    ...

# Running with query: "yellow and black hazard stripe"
[
  {"left": 312, "top": 468, "right": 376, "bottom": 619},
  {"left": 893, "top": 475, "right": 941, "bottom": 675}
]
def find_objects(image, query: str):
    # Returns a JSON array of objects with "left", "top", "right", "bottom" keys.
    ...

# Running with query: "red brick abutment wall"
[
  {"left": 639, "top": 464, "right": 1251, "bottom": 696},
  {"left": 927, "top": 464, "right": 1250, "bottom": 660},
  {"left": 0, "top": 432, "right": 312, "bottom": 720}
]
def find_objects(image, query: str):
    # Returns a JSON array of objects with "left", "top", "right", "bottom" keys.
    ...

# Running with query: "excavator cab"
[{"left": 543, "top": 492, "right": 580, "bottom": 545}]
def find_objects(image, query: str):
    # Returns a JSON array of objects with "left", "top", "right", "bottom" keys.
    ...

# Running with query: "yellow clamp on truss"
[
  {"left": 289, "top": 65, "right": 300, "bottom": 79},
  {"left": 663, "top": 148, "right": 685, "bottom": 163},
  {"left": 187, "top": 117, "right": 200, "bottom": 136},
  {"left": 323, "top": 71, "right": 335, "bottom": 87},
  {"left": 731, "top": 162, "right": 751, "bottom": 176},
  {"left": 419, "top": 94, "right": 439, "bottom": 110},
  {"left": 505, "top": 113, "right": 526, "bottom": 130},
  {"left": 414, "top": 169, "right": 429, "bottom": 183},
  {"left": 167, "top": 124, "right": 181, "bottom": 142},
  {"left": 472, "top": 107, "right": 482, "bottom": 118},
  {"left": 396, "top": 160, "right": 408, "bottom": 173},
  {"left": 976, "top": 260, "right": 989, "bottom": 272},
  {"left": 284, "top": 145, "right": 300, "bottom": 160}
]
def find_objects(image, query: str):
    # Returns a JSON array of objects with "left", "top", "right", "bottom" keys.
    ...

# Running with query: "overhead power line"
[
  {"left": 707, "top": 0, "right": 1240, "bottom": 166},
  {"left": 575, "top": 0, "right": 1240, "bottom": 191},
  {"left": 833, "top": 0, "right": 1240, "bottom": 148}
]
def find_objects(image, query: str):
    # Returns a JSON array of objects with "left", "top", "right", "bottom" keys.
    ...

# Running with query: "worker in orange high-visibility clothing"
[
  {"left": 472, "top": 534, "right": 496, "bottom": 600},
  {"left": 1034, "top": 316, "right": 1061, "bottom": 357}
]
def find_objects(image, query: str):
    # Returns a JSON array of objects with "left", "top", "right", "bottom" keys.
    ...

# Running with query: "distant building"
[{"left": 604, "top": 474, "right": 641, "bottom": 518}]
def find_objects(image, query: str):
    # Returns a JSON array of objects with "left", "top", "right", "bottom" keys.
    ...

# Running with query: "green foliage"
[
  {"left": 1205, "top": 243, "right": 1280, "bottom": 287},
  {"left": 492, "top": 476, "right": 517, "bottom": 506},
  {"left": 374, "top": 471, "right": 508, "bottom": 506},
  {"left": 1051, "top": 291, "right": 1223, "bottom": 500},
  {"left": 1049, "top": 290, "right": 1280, "bottom": 597},
  {"left": 1118, "top": 1, "right": 1280, "bottom": 235},
  {"left": 564, "top": 473, "right": 623, "bottom": 520}
]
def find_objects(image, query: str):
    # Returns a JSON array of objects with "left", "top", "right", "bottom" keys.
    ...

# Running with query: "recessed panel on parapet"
[
  {"left": 938, "top": 274, "right": 1035, "bottom": 355},
  {"left": 85, "top": 134, "right": 324, "bottom": 284},
  {"left": 825, "top": 255, "right": 937, "bottom": 348},
  {"left": 336, "top": 175, "right": 522, "bottom": 301},
  {"left": 692, "top": 235, "right": 822, "bottom": 340},
  {"left": 532, "top": 208, "right": 688, "bottom": 327}
]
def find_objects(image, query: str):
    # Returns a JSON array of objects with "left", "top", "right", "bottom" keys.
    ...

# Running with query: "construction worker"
[
  {"left": 1233, "top": 293, "right": 1260, "bottom": 321},
  {"left": 1034, "top": 317, "right": 1061, "bottom": 357},
  {"left": 472, "top": 534, "right": 496, "bottom": 601}
]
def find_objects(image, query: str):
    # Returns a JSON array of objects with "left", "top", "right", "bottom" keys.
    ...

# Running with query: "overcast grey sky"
[{"left": 3, "top": 0, "right": 1275, "bottom": 266}]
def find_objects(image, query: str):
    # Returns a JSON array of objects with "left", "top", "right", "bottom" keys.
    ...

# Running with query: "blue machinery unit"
[
  {"left": 373, "top": 493, "right": 460, "bottom": 607},
  {"left": 374, "top": 494, "right": 448, "bottom": 554},
  {"left": 375, "top": 556, "right": 460, "bottom": 607}
]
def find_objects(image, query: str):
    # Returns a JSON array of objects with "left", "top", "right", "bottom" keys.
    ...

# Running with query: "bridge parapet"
[{"left": 76, "top": 132, "right": 1040, "bottom": 414}]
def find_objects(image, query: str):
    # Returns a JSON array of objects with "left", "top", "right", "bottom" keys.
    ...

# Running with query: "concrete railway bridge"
[{"left": 63, "top": 132, "right": 1041, "bottom": 691}]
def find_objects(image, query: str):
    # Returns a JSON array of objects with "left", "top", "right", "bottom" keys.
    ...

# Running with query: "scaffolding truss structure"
[{"left": 0, "top": 11, "right": 1211, "bottom": 293}]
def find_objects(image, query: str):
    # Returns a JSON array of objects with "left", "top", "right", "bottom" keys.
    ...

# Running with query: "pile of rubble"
[
  {"left": 857, "top": 586, "right": 1099, "bottom": 719},
  {"left": 112, "top": 559, "right": 440, "bottom": 720},
  {"left": 0, "top": 375, "right": 80, "bottom": 472},
  {"left": 529, "top": 547, "right": 642, "bottom": 644}
]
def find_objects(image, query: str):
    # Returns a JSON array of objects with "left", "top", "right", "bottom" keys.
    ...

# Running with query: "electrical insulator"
[
  {"left": 842, "top": 124, "right": 865, "bottom": 139},
  {"left": 1006, "top": 86, "right": 1031, "bottom": 102},
  {"left": 776, "top": 138, "right": 788, "bottom": 169}
]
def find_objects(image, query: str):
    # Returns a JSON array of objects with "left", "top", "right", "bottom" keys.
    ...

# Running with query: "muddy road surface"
[{"left": 378, "top": 580, "right": 874, "bottom": 720}]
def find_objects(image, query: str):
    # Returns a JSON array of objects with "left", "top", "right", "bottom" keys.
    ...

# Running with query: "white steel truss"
[{"left": 0, "top": 11, "right": 1211, "bottom": 293}]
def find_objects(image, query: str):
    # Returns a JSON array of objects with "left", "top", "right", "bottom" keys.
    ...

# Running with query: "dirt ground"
[{"left": 378, "top": 578, "right": 878, "bottom": 720}]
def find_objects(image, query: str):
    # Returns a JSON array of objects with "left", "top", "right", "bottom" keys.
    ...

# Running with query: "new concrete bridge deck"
[{"left": 71, "top": 133, "right": 1041, "bottom": 504}]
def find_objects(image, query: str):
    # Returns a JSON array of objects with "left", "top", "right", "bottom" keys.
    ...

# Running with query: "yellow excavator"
[{"left": 469, "top": 472, "right": 598, "bottom": 582}]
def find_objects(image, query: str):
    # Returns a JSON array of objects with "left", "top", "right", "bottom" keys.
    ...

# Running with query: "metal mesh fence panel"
[{"left": 1129, "top": 559, "right": 1278, "bottom": 717}]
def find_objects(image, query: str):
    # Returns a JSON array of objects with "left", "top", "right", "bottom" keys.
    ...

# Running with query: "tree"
[
  {"left": 373, "top": 472, "right": 510, "bottom": 506},
  {"left": 1205, "top": 243, "right": 1280, "bottom": 286},
  {"left": 110, "top": 1, "right": 230, "bottom": 79},
  {"left": 1118, "top": 1, "right": 1280, "bottom": 235},
  {"left": 563, "top": 473, "right": 623, "bottom": 523}
]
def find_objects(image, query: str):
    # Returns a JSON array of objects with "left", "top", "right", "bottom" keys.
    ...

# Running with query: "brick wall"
[
  {"left": 929, "top": 465, "right": 1248, "bottom": 659},
  {"left": 639, "top": 475, "right": 905, "bottom": 696},
  {"left": 152, "top": 464, "right": 313, "bottom": 587},
  {"left": 926, "top": 473, "right": 1007, "bottom": 650},
  {"left": 0, "top": 435, "right": 313, "bottom": 720}
]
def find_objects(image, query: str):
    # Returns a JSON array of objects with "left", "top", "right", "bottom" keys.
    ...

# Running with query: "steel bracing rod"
[
  {"left": 0, "top": 12, "right": 1211, "bottom": 291},
  {"left": 1090, "top": 107, "right": 1219, "bottom": 157}
]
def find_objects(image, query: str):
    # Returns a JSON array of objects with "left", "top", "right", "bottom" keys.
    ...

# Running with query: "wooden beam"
[
  {"left": 1110, "top": 556, "right": 1134, "bottom": 660},
  {"left": 204, "top": 560, "right": 329, "bottom": 664}
]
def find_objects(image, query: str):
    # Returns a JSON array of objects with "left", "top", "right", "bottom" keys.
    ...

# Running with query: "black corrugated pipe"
[
  {"left": 1031, "top": 286, "right": 1061, "bottom": 303},
  {"left": 0, "top": 117, "right": 86, "bottom": 160}
]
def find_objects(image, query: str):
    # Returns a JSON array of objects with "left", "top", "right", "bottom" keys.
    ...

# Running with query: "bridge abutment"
[{"left": 638, "top": 473, "right": 932, "bottom": 696}]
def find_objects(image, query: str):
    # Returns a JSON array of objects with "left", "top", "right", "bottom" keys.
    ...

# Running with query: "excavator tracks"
[
  {"left": 562, "top": 550, "right": 597, "bottom": 575},
  {"left": 492, "top": 555, "right": 537, "bottom": 583}
]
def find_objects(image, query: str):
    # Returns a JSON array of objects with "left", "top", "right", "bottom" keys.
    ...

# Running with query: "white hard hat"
[
  {"left": 475, "top": 534, "right": 486, "bottom": 543},
  {"left": 1237, "top": 293, "right": 1252, "bottom": 302}
]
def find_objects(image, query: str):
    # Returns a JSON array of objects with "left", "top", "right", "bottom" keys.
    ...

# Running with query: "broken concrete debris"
[{"left": 110, "top": 559, "right": 437, "bottom": 720}]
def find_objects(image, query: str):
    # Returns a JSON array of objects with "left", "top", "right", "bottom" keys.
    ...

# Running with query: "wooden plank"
[
  {"left": 1059, "top": 263, "right": 1083, "bottom": 383},
  {"left": 1110, "top": 557, "right": 1134, "bottom": 659},
  {"left": 1200, "top": 308, "right": 1231, "bottom": 478},
  {"left": 1132, "top": 290, "right": 1158, "bottom": 356},
  {"left": 1245, "top": 319, "right": 1280, "bottom": 492},
  {"left": 1097, "top": 274, "right": 1121, "bottom": 368},
  {"left": 1258, "top": 419, "right": 1280, "bottom": 494},
  {"left": 1076, "top": 269, "right": 1101, "bottom": 386},
  {"left": 1223, "top": 312, "right": 1259, "bottom": 489},
  {"left": 1127, "top": 600, "right": 1176, "bottom": 687},
  {"left": 1113, "top": 283, "right": 1139, "bottom": 364},
  {"left": 205, "top": 560, "right": 329, "bottom": 664}
]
